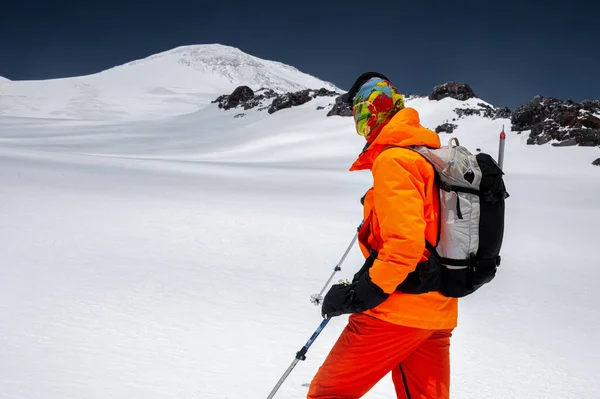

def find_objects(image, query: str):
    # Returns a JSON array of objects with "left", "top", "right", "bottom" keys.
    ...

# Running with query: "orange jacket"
[{"left": 350, "top": 107, "right": 458, "bottom": 330}]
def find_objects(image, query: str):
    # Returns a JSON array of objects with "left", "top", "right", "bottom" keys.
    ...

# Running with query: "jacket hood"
[{"left": 350, "top": 107, "right": 441, "bottom": 171}]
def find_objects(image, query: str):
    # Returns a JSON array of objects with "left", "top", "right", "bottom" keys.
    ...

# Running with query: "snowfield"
[{"left": 1, "top": 45, "right": 599, "bottom": 399}]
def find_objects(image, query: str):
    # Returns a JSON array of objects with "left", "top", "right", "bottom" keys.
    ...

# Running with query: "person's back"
[{"left": 307, "top": 73, "right": 456, "bottom": 399}]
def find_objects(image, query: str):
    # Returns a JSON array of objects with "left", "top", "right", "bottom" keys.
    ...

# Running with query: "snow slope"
[
  {"left": 0, "top": 44, "right": 338, "bottom": 121},
  {"left": 1, "top": 62, "right": 600, "bottom": 399}
]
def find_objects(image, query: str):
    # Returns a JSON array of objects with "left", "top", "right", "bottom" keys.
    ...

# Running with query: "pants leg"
[
  {"left": 307, "top": 313, "right": 434, "bottom": 399},
  {"left": 391, "top": 329, "right": 453, "bottom": 399}
]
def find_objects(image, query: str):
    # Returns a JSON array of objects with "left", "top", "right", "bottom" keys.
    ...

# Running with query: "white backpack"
[{"left": 397, "top": 138, "right": 509, "bottom": 297}]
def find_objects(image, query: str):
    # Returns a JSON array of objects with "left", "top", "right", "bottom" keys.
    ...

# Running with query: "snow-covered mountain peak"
[
  {"left": 0, "top": 44, "right": 340, "bottom": 120},
  {"left": 119, "top": 43, "right": 339, "bottom": 93}
]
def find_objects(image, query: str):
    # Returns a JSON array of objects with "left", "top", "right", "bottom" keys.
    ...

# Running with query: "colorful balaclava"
[{"left": 352, "top": 77, "right": 405, "bottom": 141}]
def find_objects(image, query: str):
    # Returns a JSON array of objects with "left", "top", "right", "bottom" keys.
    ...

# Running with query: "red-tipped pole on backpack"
[{"left": 498, "top": 126, "right": 506, "bottom": 170}]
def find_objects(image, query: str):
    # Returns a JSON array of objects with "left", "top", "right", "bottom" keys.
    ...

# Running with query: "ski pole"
[
  {"left": 266, "top": 223, "right": 361, "bottom": 398},
  {"left": 498, "top": 126, "right": 506, "bottom": 170},
  {"left": 266, "top": 317, "right": 331, "bottom": 399},
  {"left": 310, "top": 223, "right": 361, "bottom": 306}
]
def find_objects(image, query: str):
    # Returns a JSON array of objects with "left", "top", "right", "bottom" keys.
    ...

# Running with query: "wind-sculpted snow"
[{"left": 1, "top": 46, "right": 599, "bottom": 399}]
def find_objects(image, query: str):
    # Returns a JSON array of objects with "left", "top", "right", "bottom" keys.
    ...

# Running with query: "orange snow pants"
[{"left": 307, "top": 313, "right": 453, "bottom": 399}]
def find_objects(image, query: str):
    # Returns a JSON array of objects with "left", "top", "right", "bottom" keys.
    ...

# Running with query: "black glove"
[{"left": 321, "top": 271, "right": 389, "bottom": 318}]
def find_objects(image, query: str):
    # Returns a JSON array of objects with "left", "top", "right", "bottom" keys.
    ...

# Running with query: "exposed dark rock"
[
  {"left": 577, "top": 129, "right": 600, "bottom": 146},
  {"left": 593, "top": 158, "right": 600, "bottom": 166},
  {"left": 316, "top": 106, "right": 325, "bottom": 110},
  {"left": 513, "top": 96, "right": 600, "bottom": 147},
  {"left": 454, "top": 108, "right": 481, "bottom": 118},
  {"left": 494, "top": 107, "right": 512, "bottom": 119},
  {"left": 268, "top": 89, "right": 312, "bottom": 114},
  {"left": 228, "top": 86, "right": 254, "bottom": 108},
  {"left": 512, "top": 101, "right": 543, "bottom": 131},
  {"left": 233, "top": 88, "right": 277, "bottom": 110},
  {"left": 234, "top": 113, "right": 245, "bottom": 119},
  {"left": 435, "top": 123, "right": 458, "bottom": 134},
  {"left": 255, "top": 88, "right": 278, "bottom": 98},
  {"left": 581, "top": 114, "right": 600, "bottom": 129},
  {"left": 454, "top": 103, "right": 511, "bottom": 120},
  {"left": 429, "top": 82, "right": 476, "bottom": 101},
  {"left": 327, "top": 94, "right": 353, "bottom": 117},
  {"left": 530, "top": 123, "right": 544, "bottom": 137},
  {"left": 551, "top": 138, "right": 578, "bottom": 147},
  {"left": 527, "top": 135, "right": 551, "bottom": 145},
  {"left": 476, "top": 103, "right": 512, "bottom": 119},
  {"left": 581, "top": 100, "right": 600, "bottom": 112},
  {"left": 404, "top": 94, "right": 427, "bottom": 101},
  {"left": 212, "top": 94, "right": 229, "bottom": 108},
  {"left": 213, "top": 86, "right": 340, "bottom": 115},
  {"left": 312, "top": 88, "right": 339, "bottom": 98},
  {"left": 211, "top": 86, "right": 255, "bottom": 110}
]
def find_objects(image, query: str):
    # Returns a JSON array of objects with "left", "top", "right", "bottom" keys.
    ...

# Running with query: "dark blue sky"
[{"left": 1, "top": 0, "right": 598, "bottom": 109}]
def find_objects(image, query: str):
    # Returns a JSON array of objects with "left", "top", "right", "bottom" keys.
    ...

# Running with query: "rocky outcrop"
[
  {"left": 212, "top": 94, "right": 229, "bottom": 108},
  {"left": 327, "top": 95, "right": 353, "bottom": 117},
  {"left": 454, "top": 102, "right": 512, "bottom": 120},
  {"left": 227, "top": 86, "right": 254, "bottom": 109},
  {"left": 593, "top": 158, "right": 600, "bottom": 166},
  {"left": 213, "top": 86, "right": 258, "bottom": 110},
  {"left": 243, "top": 88, "right": 278, "bottom": 110},
  {"left": 582, "top": 100, "right": 600, "bottom": 112},
  {"left": 435, "top": 123, "right": 458, "bottom": 134},
  {"left": 213, "top": 86, "right": 339, "bottom": 115},
  {"left": 212, "top": 87, "right": 277, "bottom": 110},
  {"left": 512, "top": 96, "right": 600, "bottom": 146},
  {"left": 313, "top": 88, "right": 339, "bottom": 98},
  {"left": 429, "top": 82, "right": 476, "bottom": 101},
  {"left": 268, "top": 88, "right": 338, "bottom": 114},
  {"left": 268, "top": 90, "right": 312, "bottom": 114},
  {"left": 214, "top": 85, "right": 600, "bottom": 151},
  {"left": 492, "top": 106, "right": 512, "bottom": 119}
]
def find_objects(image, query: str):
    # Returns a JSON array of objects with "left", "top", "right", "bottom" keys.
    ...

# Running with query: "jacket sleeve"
[{"left": 368, "top": 150, "right": 427, "bottom": 294}]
